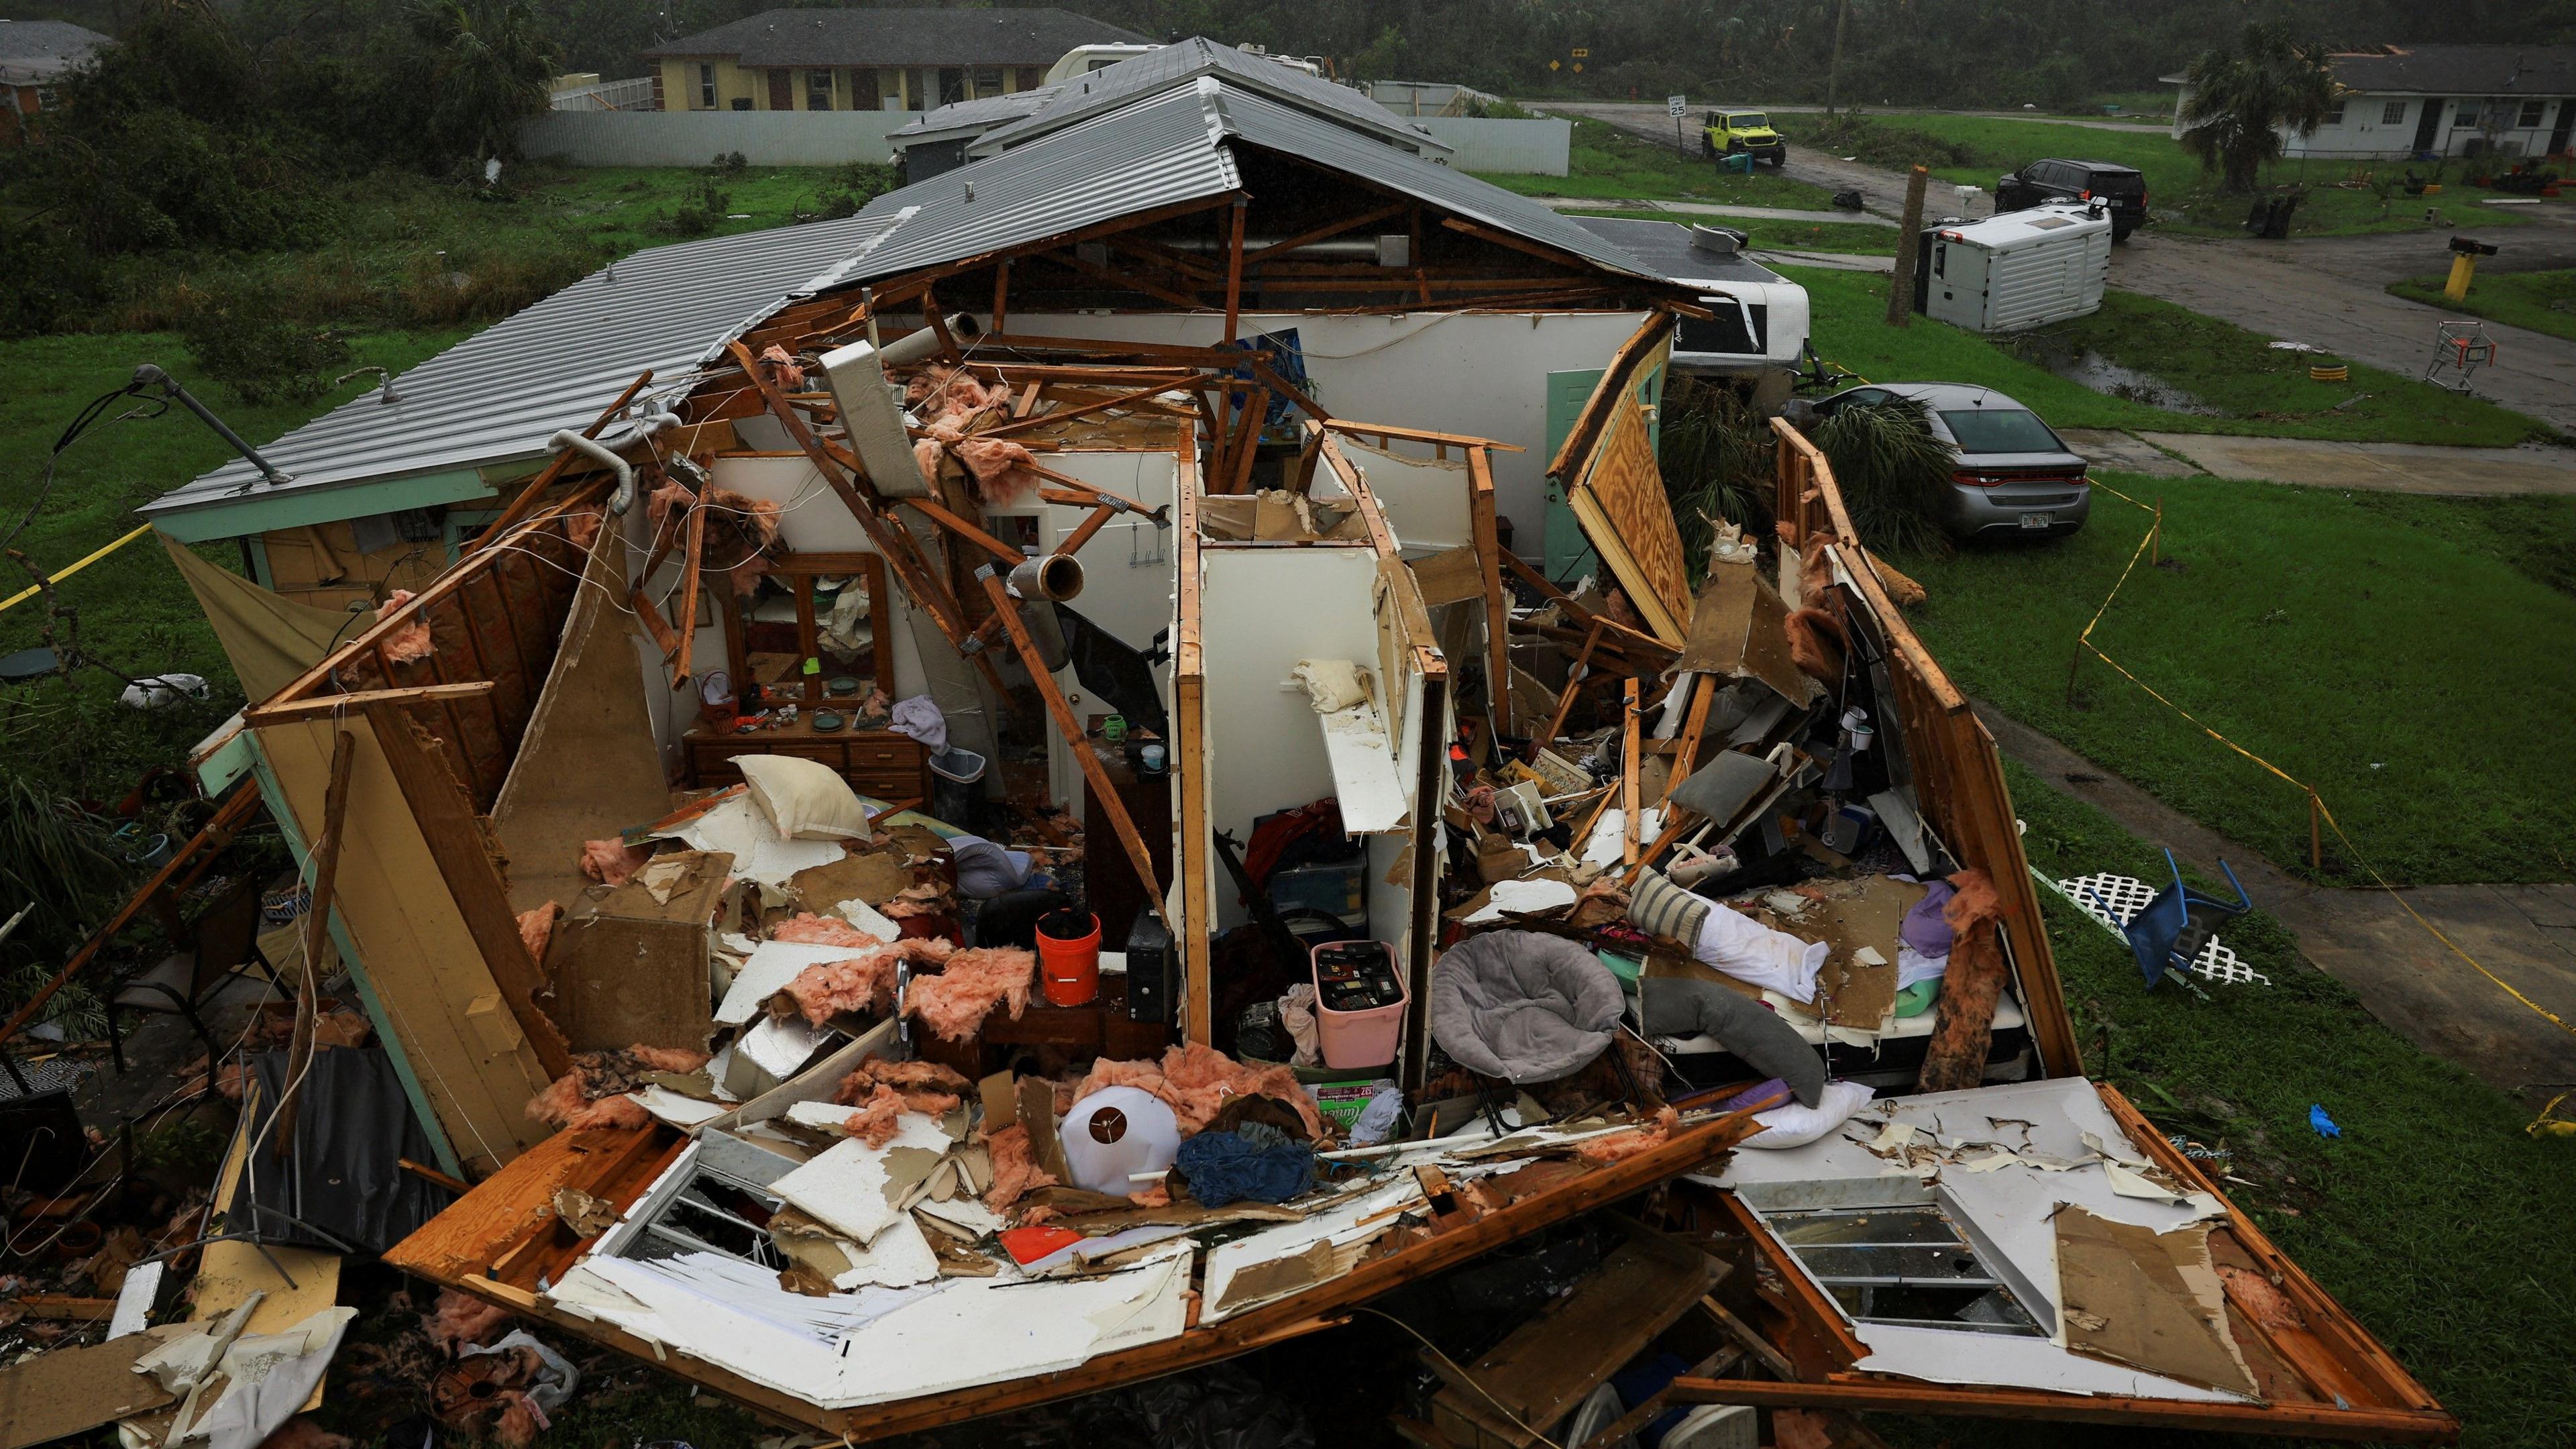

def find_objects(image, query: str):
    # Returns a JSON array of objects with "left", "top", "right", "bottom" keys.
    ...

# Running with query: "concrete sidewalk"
[
  {"left": 2135, "top": 434, "right": 2576, "bottom": 496},
  {"left": 1977, "top": 702, "right": 2576, "bottom": 1099}
]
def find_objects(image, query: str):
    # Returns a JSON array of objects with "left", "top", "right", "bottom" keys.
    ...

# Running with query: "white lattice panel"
[{"left": 2059, "top": 872, "right": 2267, "bottom": 987}]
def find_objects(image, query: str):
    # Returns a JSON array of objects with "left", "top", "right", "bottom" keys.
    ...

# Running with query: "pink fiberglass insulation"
[
  {"left": 836, "top": 1055, "right": 972, "bottom": 1118},
  {"left": 423, "top": 1289, "right": 513, "bottom": 1355},
  {"left": 376, "top": 590, "right": 435, "bottom": 665},
  {"left": 1576, "top": 1106, "right": 1680, "bottom": 1165},
  {"left": 526, "top": 1045, "right": 712, "bottom": 1130},
  {"left": 515, "top": 902, "right": 562, "bottom": 965},
  {"left": 1074, "top": 1042, "right": 1329, "bottom": 1140},
  {"left": 771, "top": 912, "right": 884, "bottom": 948},
  {"left": 912, "top": 437, "right": 949, "bottom": 493},
  {"left": 777, "top": 937, "right": 957, "bottom": 1024},
  {"left": 904, "top": 364, "right": 991, "bottom": 417},
  {"left": 647, "top": 480, "right": 696, "bottom": 533},
  {"left": 880, "top": 880, "right": 951, "bottom": 920},
  {"left": 839, "top": 1081, "right": 908, "bottom": 1148},
  {"left": 562, "top": 507, "right": 602, "bottom": 551},
  {"left": 981, "top": 1122, "right": 1056, "bottom": 1213},
  {"left": 904, "top": 947, "right": 1035, "bottom": 1042},
  {"left": 952, "top": 435, "right": 1043, "bottom": 507},
  {"left": 759, "top": 343, "right": 808, "bottom": 391},
  {"left": 580, "top": 838, "right": 652, "bottom": 886}
]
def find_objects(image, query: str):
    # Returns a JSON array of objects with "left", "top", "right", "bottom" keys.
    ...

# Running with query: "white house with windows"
[{"left": 2164, "top": 44, "right": 2576, "bottom": 162}]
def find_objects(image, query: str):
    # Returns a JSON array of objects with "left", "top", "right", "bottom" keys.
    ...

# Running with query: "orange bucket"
[{"left": 1036, "top": 910, "right": 1102, "bottom": 1006}]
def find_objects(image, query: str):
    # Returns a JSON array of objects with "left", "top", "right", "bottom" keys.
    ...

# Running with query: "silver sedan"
[{"left": 1815, "top": 382, "right": 2092, "bottom": 539}]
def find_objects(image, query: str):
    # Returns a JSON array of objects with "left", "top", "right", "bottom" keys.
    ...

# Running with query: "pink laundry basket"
[{"left": 1311, "top": 939, "right": 1407, "bottom": 1069}]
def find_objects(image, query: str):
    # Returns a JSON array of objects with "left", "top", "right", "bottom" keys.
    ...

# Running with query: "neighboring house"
[
  {"left": 889, "top": 36, "right": 1450, "bottom": 178},
  {"left": 0, "top": 18, "right": 111, "bottom": 144},
  {"left": 2165, "top": 44, "right": 2576, "bottom": 161},
  {"left": 642, "top": 7, "right": 1148, "bottom": 115}
]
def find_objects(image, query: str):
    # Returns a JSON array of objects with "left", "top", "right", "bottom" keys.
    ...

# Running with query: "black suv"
[{"left": 1995, "top": 158, "right": 2148, "bottom": 241}]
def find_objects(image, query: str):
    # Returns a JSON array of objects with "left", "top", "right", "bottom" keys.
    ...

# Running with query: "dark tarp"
[{"left": 244, "top": 1047, "right": 450, "bottom": 1254}]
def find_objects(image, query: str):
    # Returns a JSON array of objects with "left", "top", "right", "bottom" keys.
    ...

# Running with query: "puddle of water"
[{"left": 2046, "top": 349, "right": 2222, "bottom": 415}]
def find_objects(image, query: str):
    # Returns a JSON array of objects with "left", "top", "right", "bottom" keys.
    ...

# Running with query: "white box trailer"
[{"left": 1913, "top": 202, "right": 2111, "bottom": 333}]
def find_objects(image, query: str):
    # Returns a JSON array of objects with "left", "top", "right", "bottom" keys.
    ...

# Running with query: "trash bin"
[
  {"left": 1036, "top": 909, "right": 1101, "bottom": 1007},
  {"left": 927, "top": 746, "right": 985, "bottom": 829},
  {"left": 2245, "top": 195, "right": 2300, "bottom": 239}
]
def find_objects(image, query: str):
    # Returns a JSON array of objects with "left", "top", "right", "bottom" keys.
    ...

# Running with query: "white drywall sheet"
[{"left": 1198, "top": 547, "right": 1383, "bottom": 928}]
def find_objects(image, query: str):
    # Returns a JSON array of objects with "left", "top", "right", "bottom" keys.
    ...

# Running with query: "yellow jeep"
[{"left": 1702, "top": 110, "right": 1786, "bottom": 168}]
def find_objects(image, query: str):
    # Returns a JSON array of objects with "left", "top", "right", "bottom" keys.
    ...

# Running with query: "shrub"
[
  {"left": 1811, "top": 395, "right": 1956, "bottom": 557},
  {"left": 1660, "top": 375, "right": 1776, "bottom": 576},
  {"left": 175, "top": 278, "right": 354, "bottom": 405},
  {"left": 655, "top": 178, "right": 732, "bottom": 237},
  {"left": 812, "top": 161, "right": 900, "bottom": 219}
]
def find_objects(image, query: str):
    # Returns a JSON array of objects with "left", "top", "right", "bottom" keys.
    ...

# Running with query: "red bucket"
[{"left": 1036, "top": 910, "right": 1102, "bottom": 1007}]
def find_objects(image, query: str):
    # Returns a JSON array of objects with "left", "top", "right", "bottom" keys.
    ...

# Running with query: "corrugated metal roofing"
[
  {"left": 144, "top": 211, "right": 906, "bottom": 525},
  {"left": 968, "top": 37, "right": 1447, "bottom": 159},
  {"left": 841, "top": 76, "right": 1649, "bottom": 288},
  {"left": 0, "top": 18, "right": 110, "bottom": 83},
  {"left": 890, "top": 85, "right": 1063, "bottom": 146},
  {"left": 2325, "top": 44, "right": 2576, "bottom": 96},
  {"left": 641, "top": 7, "right": 1148, "bottom": 66},
  {"left": 1212, "top": 86, "right": 1654, "bottom": 283},
  {"left": 846, "top": 80, "right": 1242, "bottom": 283}
]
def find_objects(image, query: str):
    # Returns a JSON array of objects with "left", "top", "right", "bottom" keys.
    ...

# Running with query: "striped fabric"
[{"left": 1627, "top": 869, "right": 1712, "bottom": 945}]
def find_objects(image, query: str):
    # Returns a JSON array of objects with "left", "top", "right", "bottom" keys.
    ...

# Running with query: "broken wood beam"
[
  {"left": 274, "top": 727, "right": 352, "bottom": 1150},
  {"left": 472, "top": 372, "right": 653, "bottom": 553},
  {"left": 1467, "top": 447, "right": 1513, "bottom": 736},
  {"left": 364, "top": 708, "right": 572, "bottom": 1080},
  {"left": 668, "top": 490, "right": 705, "bottom": 688},
  {"left": 244, "top": 682, "right": 497, "bottom": 727},
  {"left": 975, "top": 567, "right": 1166, "bottom": 910}
]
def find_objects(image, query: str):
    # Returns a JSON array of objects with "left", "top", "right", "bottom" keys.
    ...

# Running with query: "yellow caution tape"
[
  {"left": 0, "top": 523, "right": 156, "bottom": 612},
  {"left": 2073, "top": 505, "right": 2576, "bottom": 1044}
]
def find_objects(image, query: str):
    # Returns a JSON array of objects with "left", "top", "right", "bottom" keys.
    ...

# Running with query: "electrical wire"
[
  {"left": 1, "top": 380, "right": 160, "bottom": 554},
  {"left": 1350, "top": 1305, "right": 1566, "bottom": 1449}
]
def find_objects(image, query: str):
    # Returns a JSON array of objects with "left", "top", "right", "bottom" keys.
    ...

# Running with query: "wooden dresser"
[{"left": 684, "top": 722, "right": 932, "bottom": 806}]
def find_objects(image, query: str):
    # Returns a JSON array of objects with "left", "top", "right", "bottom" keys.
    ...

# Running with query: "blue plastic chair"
[{"left": 2089, "top": 849, "right": 2252, "bottom": 991}]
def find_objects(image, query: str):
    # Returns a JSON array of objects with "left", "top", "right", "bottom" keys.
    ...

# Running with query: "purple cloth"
[
  {"left": 1715, "top": 1077, "right": 1791, "bottom": 1114},
  {"left": 1902, "top": 881, "right": 1957, "bottom": 958}
]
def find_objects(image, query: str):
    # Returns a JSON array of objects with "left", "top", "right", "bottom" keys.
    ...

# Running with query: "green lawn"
[
  {"left": 2390, "top": 267, "right": 2576, "bottom": 343},
  {"left": 0, "top": 330, "right": 470, "bottom": 804},
  {"left": 1774, "top": 111, "right": 2537, "bottom": 239},
  {"left": 63, "top": 162, "right": 862, "bottom": 337},
  {"left": 1562, "top": 207, "right": 1894, "bottom": 256},
  {"left": 2005, "top": 761, "right": 2576, "bottom": 1448},
  {"left": 1902, "top": 472, "right": 2576, "bottom": 885},
  {"left": 1473, "top": 117, "right": 1833, "bottom": 209},
  {"left": 1789, "top": 266, "right": 2551, "bottom": 445}
]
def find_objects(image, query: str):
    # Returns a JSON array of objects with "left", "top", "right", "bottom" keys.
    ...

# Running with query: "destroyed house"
[{"left": 148, "top": 44, "right": 2451, "bottom": 1446}]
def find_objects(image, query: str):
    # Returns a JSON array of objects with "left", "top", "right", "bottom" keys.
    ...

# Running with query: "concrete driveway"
[{"left": 1548, "top": 102, "right": 2576, "bottom": 437}]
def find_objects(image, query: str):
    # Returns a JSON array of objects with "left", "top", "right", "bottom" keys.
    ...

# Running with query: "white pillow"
[
  {"left": 736, "top": 755, "right": 872, "bottom": 842},
  {"left": 1739, "top": 1079, "right": 1874, "bottom": 1150}
]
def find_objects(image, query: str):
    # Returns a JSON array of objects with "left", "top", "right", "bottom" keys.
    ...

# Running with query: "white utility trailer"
[{"left": 1913, "top": 202, "right": 2111, "bottom": 333}]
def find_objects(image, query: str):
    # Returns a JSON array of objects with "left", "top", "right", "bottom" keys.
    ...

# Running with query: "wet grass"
[
  {"left": 2390, "top": 266, "right": 2576, "bottom": 343},
  {"left": 1560, "top": 207, "right": 1895, "bottom": 255},
  {"left": 1472, "top": 117, "right": 1835, "bottom": 209},
  {"left": 1774, "top": 111, "right": 2540, "bottom": 239},
  {"left": 1900, "top": 470, "right": 2576, "bottom": 885},
  {"left": 1789, "top": 266, "right": 2552, "bottom": 445}
]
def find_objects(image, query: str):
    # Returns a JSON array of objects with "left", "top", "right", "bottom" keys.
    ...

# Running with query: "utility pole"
[
  {"left": 1886, "top": 164, "right": 1928, "bottom": 327},
  {"left": 1825, "top": 0, "right": 1851, "bottom": 116}
]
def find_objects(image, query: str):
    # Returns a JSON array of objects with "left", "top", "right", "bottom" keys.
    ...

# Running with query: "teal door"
[{"left": 1542, "top": 368, "right": 1603, "bottom": 580}]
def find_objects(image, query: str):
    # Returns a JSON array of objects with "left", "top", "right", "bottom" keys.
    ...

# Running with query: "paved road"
[
  {"left": 1526, "top": 195, "right": 1896, "bottom": 227},
  {"left": 1980, "top": 702, "right": 2576, "bottom": 1101},
  {"left": 1549, "top": 101, "right": 2172, "bottom": 134},
  {"left": 1555, "top": 101, "right": 2576, "bottom": 436}
]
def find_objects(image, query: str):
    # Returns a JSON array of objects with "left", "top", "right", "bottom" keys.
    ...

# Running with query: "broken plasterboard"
[{"left": 769, "top": 1114, "right": 954, "bottom": 1245}]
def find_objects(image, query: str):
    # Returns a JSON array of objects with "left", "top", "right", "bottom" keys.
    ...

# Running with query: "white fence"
[
  {"left": 550, "top": 76, "right": 655, "bottom": 111},
  {"left": 520, "top": 107, "right": 1567, "bottom": 175},
  {"left": 1419, "top": 117, "right": 1569, "bottom": 176},
  {"left": 519, "top": 111, "right": 912, "bottom": 168},
  {"left": 1363, "top": 80, "right": 1505, "bottom": 117}
]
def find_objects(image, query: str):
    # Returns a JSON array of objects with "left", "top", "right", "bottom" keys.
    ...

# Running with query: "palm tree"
[
  {"left": 408, "top": 0, "right": 559, "bottom": 164},
  {"left": 2178, "top": 22, "right": 2337, "bottom": 194}
]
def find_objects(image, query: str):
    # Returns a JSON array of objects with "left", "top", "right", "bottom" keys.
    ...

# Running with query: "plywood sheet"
[
  {"left": 1408, "top": 545, "right": 1487, "bottom": 608},
  {"left": 492, "top": 527, "right": 673, "bottom": 914},
  {"left": 1676, "top": 556, "right": 1817, "bottom": 706},
  {"left": 545, "top": 913, "right": 712, "bottom": 1053},
  {"left": 1570, "top": 398, "right": 1688, "bottom": 643},
  {"left": 259, "top": 716, "right": 557, "bottom": 1176},
  {"left": 0, "top": 1326, "right": 182, "bottom": 1449}
]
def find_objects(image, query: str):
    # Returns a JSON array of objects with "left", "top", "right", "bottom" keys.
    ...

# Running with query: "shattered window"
[{"left": 1768, "top": 1205, "right": 2042, "bottom": 1336}]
